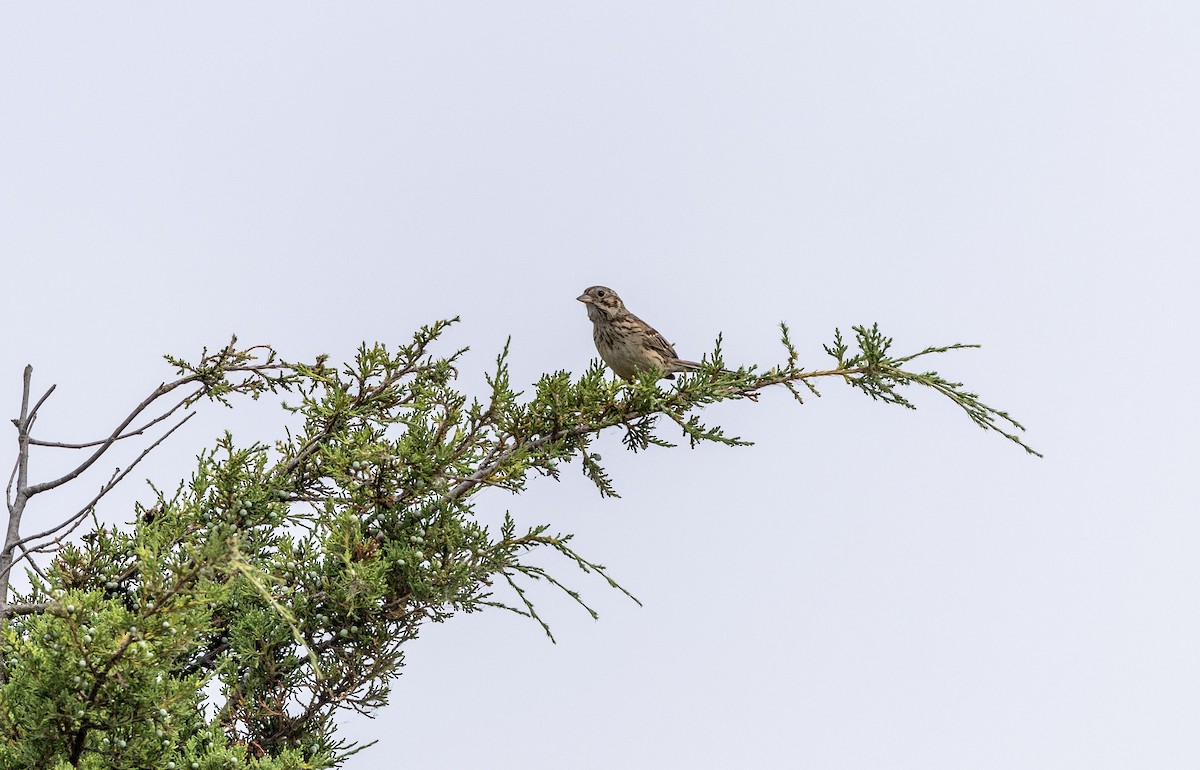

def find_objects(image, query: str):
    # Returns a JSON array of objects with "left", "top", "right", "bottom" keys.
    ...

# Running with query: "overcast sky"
[{"left": 2, "top": 3, "right": 1198, "bottom": 768}]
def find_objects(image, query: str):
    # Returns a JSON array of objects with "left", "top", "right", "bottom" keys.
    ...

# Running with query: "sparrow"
[{"left": 577, "top": 286, "right": 713, "bottom": 381}]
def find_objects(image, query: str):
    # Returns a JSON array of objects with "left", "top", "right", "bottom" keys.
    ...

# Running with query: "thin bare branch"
[
  {"left": 28, "top": 392, "right": 190, "bottom": 449},
  {"left": 23, "top": 336, "right": 285, "bottom": 498},
  {"left": 25, "top": 383, "right": 202, "bottom": 497},
  {"left": 16, "top": 543, "right": 51, "bottom": 585},
  {"left": 26, "top": 383, "right": 56, "bottom": 422},
  {"left": 5, "top": 453, "right": 16, "bottom": 513},
  {"left": 1, "top": 412, "right": 195, "bottom": 574}
]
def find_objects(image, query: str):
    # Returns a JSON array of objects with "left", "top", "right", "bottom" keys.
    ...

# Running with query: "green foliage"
[
  {"left": 0, "top": 590, "right": 324, "bottom": 770},
  {"left": 0, "top": 318, "right": 1036, "bottom": 768},
  {"left": 820, "top": 324, "right": 1040, "bottom": 456}
]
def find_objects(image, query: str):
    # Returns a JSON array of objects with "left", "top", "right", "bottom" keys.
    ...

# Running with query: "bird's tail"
[{"left": 673, "top": 359, "right": 732, "bottom": 375}]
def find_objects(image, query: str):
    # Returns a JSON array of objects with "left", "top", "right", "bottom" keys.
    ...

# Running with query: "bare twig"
[
  {"left": 27, "top": 386, "right": 200, "bottom": 497},
  {"left": 29, "top": 392, "right": 189, "bottom": 448},
  {"left": 0, "top": 412, "right": 195, "bottom": 581},
  {"left": 26, "top": 383, "right": 56, "bottom": 424},
  {"left": 16, "top": 543, "right": 51, "bottom": 585},
  {"left": 5, "top": 451, "right": 17, "bottom": 513}
]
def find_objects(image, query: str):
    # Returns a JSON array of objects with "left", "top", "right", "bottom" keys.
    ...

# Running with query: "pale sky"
[{"left": 2, "top": 3, "right": 1198, "bottom": 768}]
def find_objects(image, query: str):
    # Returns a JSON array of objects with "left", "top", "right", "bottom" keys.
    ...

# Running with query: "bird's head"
[{"left": 576, "top": 286, "right": 624, "bottom": 322}]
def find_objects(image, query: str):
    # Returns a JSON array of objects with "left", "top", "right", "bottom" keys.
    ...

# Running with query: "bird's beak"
[{"left": 576, "top": 294, "right": 592, "bottom": 304}]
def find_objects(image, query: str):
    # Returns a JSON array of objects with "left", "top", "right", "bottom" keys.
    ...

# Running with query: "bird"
[{"left": 576, "top": 285, "right": 715, "bottom": 381}]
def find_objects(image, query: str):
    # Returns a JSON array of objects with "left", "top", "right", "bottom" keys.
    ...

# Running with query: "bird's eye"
[{"left": 596, "top": 290, "right": 606, "bottom": 298}]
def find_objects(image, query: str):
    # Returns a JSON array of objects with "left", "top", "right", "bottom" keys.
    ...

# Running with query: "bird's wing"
[{"left": 633, "top": 316, "right": 680, "bottom": 360}]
